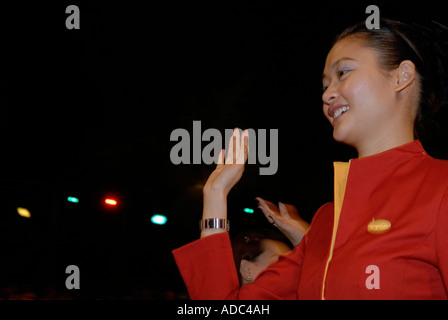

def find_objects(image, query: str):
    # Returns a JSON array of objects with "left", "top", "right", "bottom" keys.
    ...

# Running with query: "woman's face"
[{"left": 322, "top": 36, "right": 398, "bottom": 151}]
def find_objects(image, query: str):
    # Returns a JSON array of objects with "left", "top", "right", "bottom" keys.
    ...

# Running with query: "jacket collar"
[
  {"left": 341, "top": 140, "right": 427, "bottom": 183},
  {"left": 349, "top": 140, "right": 426, "bottom": 165}
]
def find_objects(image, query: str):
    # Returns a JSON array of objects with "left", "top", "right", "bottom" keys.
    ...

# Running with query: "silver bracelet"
[{"left": 199, "top": 218, "right": 229, "bottom": 231}]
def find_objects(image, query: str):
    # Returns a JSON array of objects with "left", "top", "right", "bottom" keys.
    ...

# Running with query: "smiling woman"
[
  {"left": 327, "top": 19, "right": 448, "bottom": 153},
  {"left": 321, "top": 33, "right": 419, "bottom": 157},
  {"left": 172, "top": 18, "right": 448, "bottom": 300}
]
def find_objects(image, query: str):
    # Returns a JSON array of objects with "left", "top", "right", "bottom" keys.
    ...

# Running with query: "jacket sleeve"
[
  {"left": 172, "top": 231, "right": 307, "bottom": 300},
  {"left": 436, "top": 186, "right": 448, "bottom": 294}
]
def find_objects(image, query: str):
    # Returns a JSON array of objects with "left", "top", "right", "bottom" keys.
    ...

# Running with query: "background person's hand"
[{"left": 256, "top": 197, "right": 310, "bottom": 246}]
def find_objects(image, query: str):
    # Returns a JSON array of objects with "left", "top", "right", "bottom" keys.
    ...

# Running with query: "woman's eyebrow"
[{"left": 322, "top": 57, "right": 357, "bottom": 81}]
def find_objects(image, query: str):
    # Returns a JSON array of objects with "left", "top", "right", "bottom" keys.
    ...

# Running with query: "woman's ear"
[
  {"left": 394, "top": 60, "right": 416, "bottom": 92},
  {"left": 240, "top": 259, "right": 254, "bottom": 284}
]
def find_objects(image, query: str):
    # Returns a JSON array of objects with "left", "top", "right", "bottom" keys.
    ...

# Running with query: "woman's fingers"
[
  {"left": 240, "top": 130, "right": 249, "bottom": 164},
  {"left": 262, "top": 198, "right": 279, "bottom": 214},
  {"left": 278, "top": 202, "right": 291, "bottom": 218},
  {"left": 225, "top": 129, "right": 235, "bottom": 165},
  {"left": 216, "top": 149, "right": 225, "bottom": 167},
  {"left": 266, "top": 210, "right": 290, "bottom": 231},
  {"left": 255, "top": 197, "right": 279, "bottom": 223},
  {"left": 257, "top": 198, "right": 300, "bottom": 225},
  {"left": 279, "top": 202, "right": 302, "bottom": 220},
  {"left": 223, "top": 128, "right": 249, "bottom": 165}
]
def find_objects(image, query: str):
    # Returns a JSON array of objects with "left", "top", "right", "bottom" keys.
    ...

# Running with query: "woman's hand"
[
  {"left": 201, "top": 128, "right": 249, "bottom": 238},
  {"left": 203, "top": 128, "right": 249, "bottom": 197},
  {"left": 256, "top": 197, "right": 310, "bottom": 246}
]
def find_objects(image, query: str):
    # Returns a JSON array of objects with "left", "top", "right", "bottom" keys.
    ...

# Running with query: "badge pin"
[{"left": 367, "top": 218, "right": 391, "bottom": 234}]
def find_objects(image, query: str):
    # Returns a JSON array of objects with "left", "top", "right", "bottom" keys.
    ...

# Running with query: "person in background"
[
  {"left": 230, "top": 197, "right": 310, "bottom": 287},
  {"left": 231, "top": 229, "right": 293, "bottom": 287}
]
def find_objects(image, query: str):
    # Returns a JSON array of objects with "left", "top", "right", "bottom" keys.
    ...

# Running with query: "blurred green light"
[
  {"left": 67, "top": 196, "right": 80, "bottom": 203},
  {"left": 151, "top": 214, "right": 167, "bottom": 225},
  {"left": 244, "top": 208, "right": 254, "bottom": 214}
]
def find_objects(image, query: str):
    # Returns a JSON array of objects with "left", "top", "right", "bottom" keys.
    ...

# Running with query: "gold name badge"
[{"left": 367, "top": 218, "right": 391, "bottom": 234}]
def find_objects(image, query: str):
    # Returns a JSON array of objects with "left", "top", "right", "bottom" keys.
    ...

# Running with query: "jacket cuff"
[{"left": 172, "top": 233, "right": 240, "bottom": 300}]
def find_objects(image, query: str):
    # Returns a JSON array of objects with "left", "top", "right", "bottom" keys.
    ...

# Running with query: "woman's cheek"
[
  {"left": 322, "top": 104, "right": 332, "bottom": 124},
  {"left": 343, "top": 77, "right": 374, "bottom": 115}
]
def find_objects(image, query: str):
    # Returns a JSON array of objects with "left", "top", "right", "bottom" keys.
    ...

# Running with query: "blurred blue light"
[
  {"left": 67, "top": 196, "right": 80, "bottom": 203},
  {"left": 151, "top": 214, "right": 167, "bottom": 225}
]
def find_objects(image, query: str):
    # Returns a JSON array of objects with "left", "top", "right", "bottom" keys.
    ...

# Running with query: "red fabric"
[{"left": 173, "top": 141, "right": 448, "bottom": 299}]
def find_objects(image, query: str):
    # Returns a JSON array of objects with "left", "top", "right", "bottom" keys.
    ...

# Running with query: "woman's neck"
[{"left": 356, "top": 132, "right": 415, "bottom": 158}]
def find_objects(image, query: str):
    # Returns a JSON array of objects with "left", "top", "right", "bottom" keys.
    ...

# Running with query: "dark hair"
[
  {"left": 231, "top": 228, "right": 292, "bottom": 286},
  {"left": 334, "top": 18, "right": 448, "bottom": 139}
]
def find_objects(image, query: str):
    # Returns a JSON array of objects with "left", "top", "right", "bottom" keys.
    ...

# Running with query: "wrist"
[
  {"left": 203, "top": 185, "right": 228, "bottom": 199},
  {"left": 203, "top": 190, "right": 227, "bottom": 216},
  {"left": 201, "top": 187, "right": 228, "bottom": 238}
]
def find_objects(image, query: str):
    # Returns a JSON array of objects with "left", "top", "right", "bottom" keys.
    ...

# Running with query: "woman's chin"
[
  {"left": 332, "top": 126, "right": 354, "bottom": 146},
  {"left": 332, "top": 128, "right": 347, "bottom": 143}
]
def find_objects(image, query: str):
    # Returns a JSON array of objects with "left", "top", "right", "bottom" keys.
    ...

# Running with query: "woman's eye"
[{"left": 338, "top": 69, "right": 351, "bottom": 78}]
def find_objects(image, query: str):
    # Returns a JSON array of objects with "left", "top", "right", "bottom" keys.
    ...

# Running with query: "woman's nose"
[{"left": 322, "top": 85, "right": 338, "bottom": 105}]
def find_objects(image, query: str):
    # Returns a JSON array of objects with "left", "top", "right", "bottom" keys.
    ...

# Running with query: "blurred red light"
[{"left": 105, "top": 198, "right": 118, "bottom": 206}]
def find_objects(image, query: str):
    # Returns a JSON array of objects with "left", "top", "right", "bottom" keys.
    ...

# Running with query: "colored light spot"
[
  {"left": 67, "top": 196, "right": 80, "bottom": 203},
  {"left": 105, "top": 198, "right": 118, "bottom": 206},
  {"left": 151, "top": 214, "right": 167, "bottom": 225},
  {"left": 17, "top": 207, "right": 31, "bottom": 218}
]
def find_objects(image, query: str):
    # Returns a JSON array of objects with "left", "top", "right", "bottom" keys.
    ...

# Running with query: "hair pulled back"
[{"left": 335, "top": 18, "right": 448, "bottom": 140}]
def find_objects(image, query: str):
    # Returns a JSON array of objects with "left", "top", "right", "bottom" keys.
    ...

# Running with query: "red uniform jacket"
[{"left": 173, "top": 141, "right": 448, "bottom": 299}]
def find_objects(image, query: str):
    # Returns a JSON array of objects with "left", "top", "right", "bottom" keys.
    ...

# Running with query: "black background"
[{"left": 1, "top": 1, "right": 448, "bottom": 299}]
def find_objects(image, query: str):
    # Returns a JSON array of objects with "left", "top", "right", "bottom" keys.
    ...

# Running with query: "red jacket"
[{"left": 173, "top": 141, "right": 448, "bottom": 299}]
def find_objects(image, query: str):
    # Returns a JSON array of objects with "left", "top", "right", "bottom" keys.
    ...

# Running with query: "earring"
[{"left": 244, "top": 276, "right": 251, "bottom": 281}]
